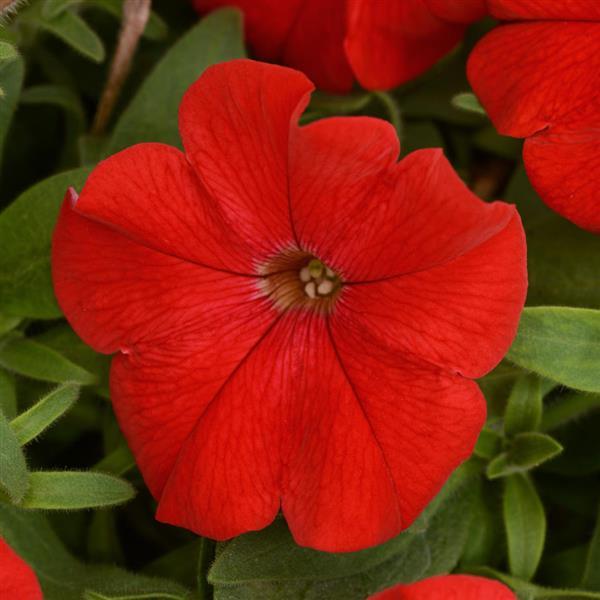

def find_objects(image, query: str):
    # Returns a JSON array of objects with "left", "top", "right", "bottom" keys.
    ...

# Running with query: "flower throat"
[{"left": 259, "top": 250, "right": 342, "bottom": 313}]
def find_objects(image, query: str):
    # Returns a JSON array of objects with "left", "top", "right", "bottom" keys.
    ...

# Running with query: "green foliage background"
[{"left": 0, "top": 2, "right": 599, "bottom": 599}]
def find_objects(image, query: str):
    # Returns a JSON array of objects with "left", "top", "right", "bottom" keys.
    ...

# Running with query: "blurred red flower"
[
  {"left": 0, "top": 538, "right": 42, "bottom": 600},
  {"left": 52, "top": 59, "right": 526, "bottom": 552},
  {"left": 193, "top": 0, "right": 485, "bottom": 92},
  {"left": 370, "top": 574, "right": 515, "bottom": 599},
  {"left": 432, "top": 0, "right": 600, "bottom": 232}
]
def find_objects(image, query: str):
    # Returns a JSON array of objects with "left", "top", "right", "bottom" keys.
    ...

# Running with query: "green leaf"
[
  {"left": 0, "top": 368, "right": 16, "bottom": 419},
  {"left": 505, "top": 375, "right": 543, "bottom": 436},
  {"left": 508, "top": 432, "right": 563, "bottom": 469},
  {"left": 505, "top": 167, "right": 600, "bottom": 308},
  {"left": 0, "top": 505, "right": 193, "bottom": 599},
  {"left": 504, "top": 474, "right": 546, "bottom": 580},
  {"left": 20, "top": 471, "right": 135, "bottom": 509},
  {"left": 542, "top": 391, "right": 600, "bottom": 432},
  {"left": 582, "top": 504, "right": 600, "bottom": 591},
  {"left": 0, "top": 409, "right": 28, "bottom": 502},
  {"left": 0, "top": 54, "right": 24, "bottom": 167},
  {"left": 107, "top": 8, "right": 245, "bottom": 154},
  {"left": 210, "top": 518, "right": 422, "bottom": 587},
  {"left": 0, "top": 313, "right": 21, "bottom": 336},
  {"left": 452, "top": 92, "right": 486, "bottom": 115},
  {"left": 31, "top": 6, "right": 105, "bottom": 62},
  {"left": 0, "top": 335, "right": 96, "bottom": 384},
  {"left": 507, "top": 307, "right": 600, "bottom": 393},
  {"left": 10, "top": 383, "right": 80, "bottom": 445},
  {"left": 474, "top": 427, "right": 502, "bottom": 460},
  {"left": 487, "top": 433, "right": 562, "bottom": 479},
  {"left": 0, "top": 168, "right": 90, "bottom": 318},
  {"left": 307, "top": 90, "right": 371, "bottom": 115},
  {"left": 0, "top": 41, "right": 18, "bottom": 61}
]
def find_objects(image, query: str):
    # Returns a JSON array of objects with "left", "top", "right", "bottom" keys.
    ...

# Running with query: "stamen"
[
  {"left": 299, "top": 266, "right": 311, "bottom": 282},
  {"left": 317, "top": 280, "right": 334, "bottom": 296},
  {"left": 304, "top": 281, "right": 317, "bottom": 299}
]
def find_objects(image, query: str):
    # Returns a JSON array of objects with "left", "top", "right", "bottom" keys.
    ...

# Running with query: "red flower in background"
[
  {"left": 371, "top": 574, "right": 515, "bottom": 599},
  {"left": 52, "top": 59, "right": 526, "bottom": 552},
  {"left": 193, "top": 0, "right": 485, "bottom": 92},
  {"left": 430, "top": 0, "right": 600, "bottom": 233},
  {"left": 0, "top": 538, "right": 42, "bottom": 600}
]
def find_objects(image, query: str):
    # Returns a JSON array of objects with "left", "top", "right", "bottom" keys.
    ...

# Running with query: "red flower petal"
[
  {"left": 424, "top": 0, "right": 487, "bottom": 23},
  {"left": 72, "top": 143, "right": 254, "bottom": 273},
  {"left": 281, "top": 0, "right": 354, "bottom": 93},
  {"left": 524, "top": 119, "right": 600, "bottom": 232},
  {"left": 156, "top": 311, "right": 484, "bottom": 551},
  {"left": 344, "top": 0, "right": 466, "bottom": 90},
  {"left": 371, "top": 574, "right": 515, "bottom": 599},
  {"left": 291, "top": 138, "right": 516, "bottom": 282},
  {"left": 468, "top": 22, "right": 600, "bottom": 138},
  {"left": 52, "top": 190, "right": 273, "bottom": 355},
  {"left": 0, "top": 538, "right": 42, "bottom": 600},
  {"left": 488, "top": 0, "right": 600, "bottom": 20},
  {"left": 332, "top": 207, "right": 526, "bottom": 378},
  {"left": 179, "top": 59, "right": 313, "bottom": 254},
  {"left": 468, "top": 22, "right": 600, "bottom": 231}
]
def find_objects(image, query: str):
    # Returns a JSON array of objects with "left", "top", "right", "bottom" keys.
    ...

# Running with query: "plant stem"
[{"left": 91, "top": 0, "right": 151, "bottom": 136}]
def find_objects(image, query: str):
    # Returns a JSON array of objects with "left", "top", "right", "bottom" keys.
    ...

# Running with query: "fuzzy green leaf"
[
  {"left": 0, "top": 168, "right": 90, "bottom": 318},
  {"left": 20, "top": 471, "right": 135, "bottom": 509},
  {"left": 507, "top": 307, "right": 600, "bottom": 393},
  {"left": 108, "top": 8, "right": 245, "bottom": 154},
  {"left": 10, "top": 383, "right": 80, "bottom": 445},
  {"left": 0, "top": 335, "right": 96, "bottom": 385},
  {"left": 0, "top": 41, "right": 18, "bottom": 61},
  {"left": 504, "top": 474, "right": 546, "bottom": 580},
  {"left": 505, "top": 375, "right": 543, "bottom": 436},
  {"left": 0, "top": 409, "right": 28, "bottom": 503}
]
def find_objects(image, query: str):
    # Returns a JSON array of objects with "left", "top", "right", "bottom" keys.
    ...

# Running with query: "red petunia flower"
[
  {"left": 370, "top": 574, "right": 516, "bottom": 599},
  {"left": 52, "top": 59, "right": 526, "bottom": 552},
  {"left": 0, "top": 538, "right": 43, "bottom": 600},
  {"left": 460, "top": 0, "right": 600, "bottom": 232},
  {"left": 193, "top": 0, "right": 484, "bottom": 92}
]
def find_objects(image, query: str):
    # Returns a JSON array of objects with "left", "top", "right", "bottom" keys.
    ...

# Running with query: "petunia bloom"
[
  {"left": 0, "top": 537, "right": 43, "bottom": 600},
  {"left": 436, "top": 0, "right": 600, "bottom": 232},
  {"left": 370, "top": 574, "right": 516, "bottom": 599},
  {"left": 52, "top": 59, "right": 526, "bottom": 552},
  {"left": 193, "top": 0, "right": 485, "bottom": 92}
]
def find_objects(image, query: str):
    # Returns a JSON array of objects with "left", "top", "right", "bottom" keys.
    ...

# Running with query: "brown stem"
[
  {"left": 470, "top": 158, "right": 513, "bottom": 200},
  {"left": 91, "top": 0, "right": 151, "bottom": 136}
]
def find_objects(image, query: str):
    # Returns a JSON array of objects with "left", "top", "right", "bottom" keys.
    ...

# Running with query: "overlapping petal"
[
  {"left": 291, "top": 141, "right": 516, "bottom": 282},
  {"left": 0, "top": 538, "right": 42, "bottom": 600},
  {"left": 179, "top": 60, "right": 313, "bottom": 255},
  {"left": 468, "top": 22, "right": 600, "bottom": 232},
  {"left": 282, "top": 0, "right": 354, "bottom": 92},
  {"left": 332, "top": 208, "right": 526, "bottom": 378},
  {"left": 73, "top": 143, "right": 254, "bottom": 273},
  {"left": 344, "top": 0, "right": 466, "bottom": 90},
  {"left": 156, "top": 310, "right": 484, "bottom": 551},
  {"left": 371, "top": 574, "right": 515, "bottom": 599}
]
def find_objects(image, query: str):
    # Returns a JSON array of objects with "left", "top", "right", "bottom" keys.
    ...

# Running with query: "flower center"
[{"left": 259, "top": 250, "right": 342, "bottom": 313}]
